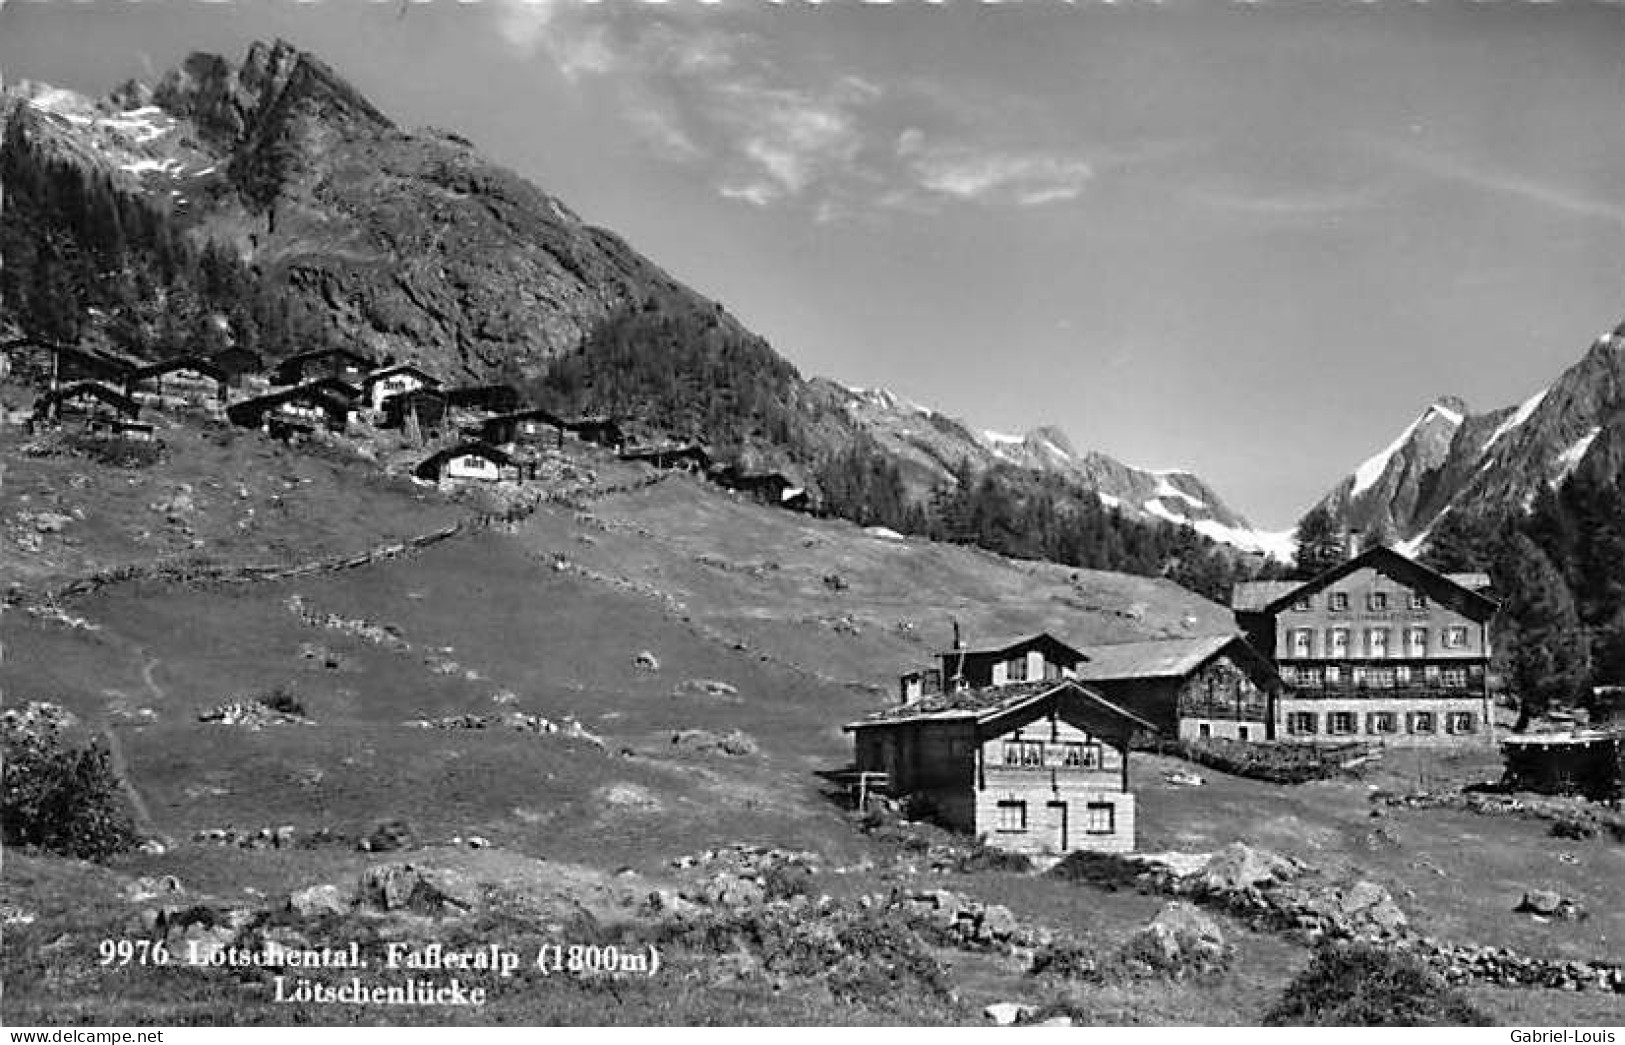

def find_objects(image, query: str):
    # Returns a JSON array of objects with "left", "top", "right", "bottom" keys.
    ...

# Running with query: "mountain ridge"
[
  {"left": 1307, "top": 327, "right": 1625, "bottom": 550},
  {"left": 1, "top": 39, "right": 1282, "bottom": 564}
]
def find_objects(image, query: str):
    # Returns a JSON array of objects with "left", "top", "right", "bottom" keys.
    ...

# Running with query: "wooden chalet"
[
  {"left": 1232, "top": 546, "right": 1500, "bottom": 748},
  {"left": 620, "top": 442, "right": 712, "bottom": 472},
  {"left": 445, "top": 385, "right": 523, "bottom": 416},
  {"left": 844, "top": 679, "right": 1155, "bottom": 854},
  {"left": 362, "top": 363, "right": 442, "bottom": 412},
  {"left": 86, "top": 416, "right": 156, "bottom": 442},
  {"left": 1, "top": 336, "right": 61, "bottom": 384},
  {"left": 128, "top": 356, "right": 228, "bottom": 406},
  {"left": 561, "top": 415, "right": 624, "bottom": 449},
  {"left": 382, "top": 388, "right": 450, "bottom": 435},
  {"left": 54, "top": 345, "right": 138, "bottom": 387},
  {"left": 226, "top": 384, "right": 353, "bottom": 435},
  {"left": 209, "top": 346, "right": 264, "bottom": 387},
  {"left": 1500, "top": 731, "right": 1622, "bottom": 802},
  {"left": 413, "top": 442, "right": 526, "bottom": 483},
  {"left": 1074, "top": 634, "right": 1281, "bottom": 742},
  {"left": 32, "top": 382, "right": 140, "bottom": 427},
  {"left": 477, "top": 407, "right": 564, "bottom": 449},
  {"left": 271, "top": 347, "right": 376, "bottom": 387},
  {"left": 713, "top": 464, "right": 801, "bottom": 506},
  {"left": 934, "top": 632, "right": 1088, "bottom": 693}
]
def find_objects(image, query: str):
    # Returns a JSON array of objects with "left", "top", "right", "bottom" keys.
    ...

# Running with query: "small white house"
[{"left": 363, "top": 364, "right": 441, "bottom": 412}]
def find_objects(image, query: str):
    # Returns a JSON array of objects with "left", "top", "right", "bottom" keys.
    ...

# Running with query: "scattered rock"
[
  {"left": 354, "top": 863, "right": 475, "bottom": 915},
  {"left": 288, "top": 884, "right": 349, "bottom": 919},
  {"left": 634, "top": 650, "right": 661, "bottom": 671},
  {"left": 599, "top": 783, "right": 662, "bottom": 811},
  {"left": 983, "top": 1002, "right": 1032, "bottom": 1026},
  {"left": 1518, "top": 889, "right": 1586, "bottom": 921},
  {"left": 1116, "top": 901, "right": 1229, "bottom": 978},
  {"left": 361, "top": 819, "right": 415, "bottom": 854},
  {"left": 122, "top": 875, "right": 185, "bottom": 902},
  {"left": 670, "top": 728, "right": 759, "bottom": 756},
  {"left": 676, "top": 679, "right": 739, "bottom": 698}
]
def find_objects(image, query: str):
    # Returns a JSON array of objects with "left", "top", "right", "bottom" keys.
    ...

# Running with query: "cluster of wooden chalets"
[{"left": 2, "top": 337, "right": 811, "bottom": 511}]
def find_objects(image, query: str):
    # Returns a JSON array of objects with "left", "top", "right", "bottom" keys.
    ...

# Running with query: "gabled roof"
[
  {"left": 416, "top": 441, "right": 513, "bottom": 474},
  {"left": 844, "top": 678, "right": 1157, "bottom": 733},
  {"left": 485, "top": 406, "right": 562, "bottom": 426},
  {"left": 1231, "top": 580, "right": 1300, "bottom": 612},
  {"left": 1260, "top": 546, "right": 1498, "bottom": 619},
  {"left": 1075, "top": 634, "right": 1254, "bottom": 682},
  {"left": 931, "top": 631, "right": 1086, "bottom": 661},
  {"left": 35, "top": 381, "right": 139, "bottom": 416},
  {"left": 227, "top": 384, "right": 353, "bottom": 416},
  {"left": 133, "top": 356, "right": 227, "bottom": 383},
  {"left": 362, "top": 363, "right": 441, "bottom": 387},
  {"left": 293, "top": 377, "right": 361, "bottom": 401},
  {"left": 279, "top": 346, "right": 376, "bottom": 368}
]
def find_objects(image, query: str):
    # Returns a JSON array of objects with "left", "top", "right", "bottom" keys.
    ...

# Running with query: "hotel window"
[
  {"left": 1395, "top": 665, "right": 1412, "bottom": 686},
  {"left": 1292, "top": 595, "right": 1313, "bottom": 612},
  {"left": 1443, "top": 627, "right": 1469, "bottom": 649},
  {"left": 1442, "top": 668, "right": 1467, "bottom": 689},
  {"left": 1324, "top": 665, "right": 1342, "bottom": 686},
  {"left": 1291, "top": 629, "right": 1314, "bottom": 656},
  {"left": 1085, "top": 802, "right": 1116, "bottom": 835},
  {"left": 1329, "top": 592, "right": 1349, "bottom": 612},
  {"left": 1198, "top": 723, "right": 1212, "bottom": 739},
  {"left": 996, "top": 800, "right": 1028, "bottom": 832},
  {"left": 1007, "top": 656, "right": 1028, "bottom": 682},
  {"left": 1060, "top": 742, "right": 1100, "bottom": 770},
  {"left": 1446, "top": 712, "right": 1476, "bottom": 735},
  {"left": 1367, "top": 711, "right": 1398, "bottom": 735},
  {"left": 1367, "top": 628, "right": 1390, "bottom": 657},
  {"left": 1409, "top": 592, "right": 1428, "bottom": 610},
  {"left": 1003, "top": 740, "right": 1045, "bottom": 767},
  {"left": 1410, "top": 711, "right": 1436, "bottom": 734},
  {"left": 1329, "top": 629, "right": 1350, "bottom": 657},
  {"left": 1368, "top": 592, "right": 1389, "bottom": 611},
  {"left": 1407, "top": 628, "right": 1428, "bottom": 655},
  {"left": 1328, "top": 712, "right": 1357, "bottom": 736},
  {"left": 1297, "top": 667, "right": 1323, "bottom": 689},
  {"left": 1238, "top": 726, "right": 1252, "bottom": 742},
  {"left": 1424, "top": 665, "right": 1441, "bottom": 685},
  {"left": 1287, "top": 712, "right": 1318, "bottom": 736},
  {"left": 1368, "top": 667, "right": 1396, "bottom": 689}
]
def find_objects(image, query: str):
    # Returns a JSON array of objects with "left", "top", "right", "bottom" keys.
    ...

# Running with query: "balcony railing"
[{"left": 1280, "top": 685, "right": 1483, "bottom": 701}]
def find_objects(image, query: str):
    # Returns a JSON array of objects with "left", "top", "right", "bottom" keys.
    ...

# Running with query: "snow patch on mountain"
[
  {"left": 1154, "top": 477, "right": 1207, "bottom": 510},
  {"left": 1351, "top": 417, "right": 1423, "bottom": 498},
  {"left": 1349, "top": 401, "right": 1464, "bottom": 498},
  {"left": 983, "top": 429, "right": 1024, "bottom": 446},
  {"left": 1483, "top": 387, "right": 1548, "bottom": 452},
  {"left": 1551, "top": 426, "right": 1601, "bottom": 485}
]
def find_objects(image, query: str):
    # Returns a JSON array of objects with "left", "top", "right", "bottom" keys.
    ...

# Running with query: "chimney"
[
  {"left": 1344, "top": 529, "right": 1362, "bottom": 559},
  {"left": 951, "top": 619, "right": 963, "bottom": 650}
]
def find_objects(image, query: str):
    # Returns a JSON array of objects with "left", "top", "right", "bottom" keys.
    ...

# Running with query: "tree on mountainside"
[
  {"left": 1493, "top": 532, "right": 1591, "bottom": 730},
  {"left": 1419, "top": 509, "right": 1500, "bottom": 574},
  {"left": 1293, "top": 505, "right": 1345, "bottom": 579}
]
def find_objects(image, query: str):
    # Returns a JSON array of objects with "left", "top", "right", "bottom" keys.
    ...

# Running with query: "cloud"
[
  {"left": 895, "top": 130, "right": 1094, "bottom": 207},
  {"left": 1376, "top": 137, "right": 1625, "bottom": 230},
  {"left": 486, "top": 4, "right": 1107, "bottom": 217}
]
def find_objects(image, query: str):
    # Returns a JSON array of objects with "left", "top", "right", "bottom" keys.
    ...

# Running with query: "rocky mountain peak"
[
  {"left": 152, "top": 39, "right": 391, "bottom": 153},
  {"left": 1025, "top": 425, "right": 1076, "bottom": 458}
]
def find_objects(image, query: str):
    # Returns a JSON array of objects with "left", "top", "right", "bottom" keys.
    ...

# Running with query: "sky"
[{"left": 4, "top": 0, "right": 1625, "bottom": 528}]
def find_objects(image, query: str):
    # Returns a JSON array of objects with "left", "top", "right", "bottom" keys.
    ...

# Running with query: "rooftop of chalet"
[
  {"left": 843, "top": 678, "right": 1155, "bottom": 733},
  {"left": 1074, "top": 634, "right": 1242, "bottom": 681}
]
